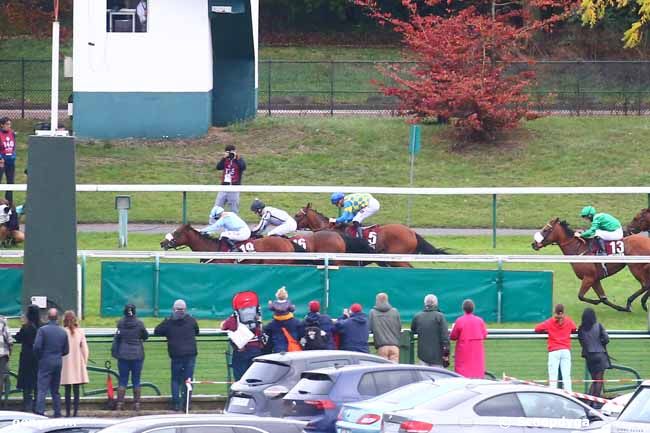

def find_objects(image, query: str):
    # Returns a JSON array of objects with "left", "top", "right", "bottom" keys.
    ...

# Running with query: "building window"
[{"left": 106, "top": 0, "right": 147, "bottom": 33}]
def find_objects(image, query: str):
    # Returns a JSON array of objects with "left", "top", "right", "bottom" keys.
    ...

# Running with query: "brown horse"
[
  {"left": 291, "top": 229, "right": 373, "bottom": 266},
  {"left": 626, "top": 208, "right": 650, "bottom": 235},
  {"left": 531, "top": 218, "right": 650, "bottom": 311},
  {"left": 294, "top": 203, "right": 448, "bottom": 268},
  {"left": 160, "top": 224, "right": 305, "bottom": 265}
]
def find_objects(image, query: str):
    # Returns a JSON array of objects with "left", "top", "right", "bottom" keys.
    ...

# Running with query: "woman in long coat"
[
  {"left": 61, "top": 311, "right": 89, "bottom": 417},
  {"left": 14, "top": 304, "right": 41, "bottom": 412},
  {"left": 450, "top": 299, "right": 488, "bottom": 378}
]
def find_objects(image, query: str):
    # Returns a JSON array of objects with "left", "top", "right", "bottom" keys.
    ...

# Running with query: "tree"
[
  {"left": 581, "top": 0, "right": 650, "bottom": 47},
  {"left": 0, "top": 0, "right": 72, "bottom": 39},
  {"left": 354, "top": 0, "right": 577, "bottom": 141}
]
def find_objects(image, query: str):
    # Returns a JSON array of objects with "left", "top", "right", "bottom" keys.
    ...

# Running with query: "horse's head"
[
  {"left": 626, "top": 208, "right": 650, "bottom": 235},
  {"left": 160, "top": 224, "right": 194, "bottom": 250},
  {"left": 531, "top": 218, "right": 573, "bottom": 250},
  {"left": 295, "top": 203, "right": 328, "bottom": 230}
]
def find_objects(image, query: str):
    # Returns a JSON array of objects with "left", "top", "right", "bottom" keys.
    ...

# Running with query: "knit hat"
[
  {"left": 276, "top": 286, "right": 288, "bottom": 301},
  {"left": 309, "top": 300, "right": 320, "bottom": 313},
  {"left": 350, "top": 303, "right": 362, "bottom": 313}
]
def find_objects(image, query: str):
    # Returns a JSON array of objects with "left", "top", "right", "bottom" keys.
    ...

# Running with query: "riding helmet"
[
  {"left": 251, "top": 198, "right": 265, "bottom": 213},
  {"left": 210, "top": 205, "right": 224, "bottom": 219},
  {"left": 331, "top": 192, "right": 345, "bottom": 205},
  {"left": 580, "top": 206, "right": 596, "bottom": 218}
]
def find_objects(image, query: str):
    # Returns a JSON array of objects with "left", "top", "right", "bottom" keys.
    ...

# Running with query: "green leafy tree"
[{"left": 581, "top": 0, "right": 650, "bottom": 47}]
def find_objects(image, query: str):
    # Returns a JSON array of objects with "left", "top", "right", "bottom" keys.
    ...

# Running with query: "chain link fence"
[{"left": 1, "top": 59, "right": 649, "bottom": 119}]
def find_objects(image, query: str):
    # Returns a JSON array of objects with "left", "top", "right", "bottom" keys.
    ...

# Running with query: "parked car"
[
  {"left": 336, "top": 378, "right": 489, "bottom": 433},
  {"left": 0, "top": 417, "right": 117, "bottom": 433},
  {"left": 610, "top": 380, "right": 650, "bottom": 432},
  {"left": 226, "top": 350, "right": 390, "bottom": 417},
  {"left": 382, "top": 382, "right": 609, "bottom": 433},
  {"left": 283, "top": 364, "right": 460, "bottom": 433},
  {"left": 96, "top": 414, "right": 306, "bottom": 433},
  {"left": 601, "top": 392, "right": 633, "bottom": 418},
  {"left": 0, "top": 411, "right": 46, "bottom": 429}
]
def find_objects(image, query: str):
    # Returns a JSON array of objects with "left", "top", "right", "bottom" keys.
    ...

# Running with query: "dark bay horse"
[
  {"left": 291, "top": 230, "right": 373, "bottom": 266},
  {"left": 626, "top": 208, "right": 650, "bottom": 235},
  {"left": 531, "top": 218, "right": 650, "bottom": 311},
  {"left": 295, "top": 203, "right": 448, "bottom": 268},
  {"left": 160, "top": 224, "right": 305, "bottom": 265}
]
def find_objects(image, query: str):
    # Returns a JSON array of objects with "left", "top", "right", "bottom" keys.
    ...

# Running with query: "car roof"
[
  {"left": 100, "top": 415, "right": 305, "bottom": 432},
  {"left": 0, "top": 417, "right": 117, "bottom": 432},
  {"left": 0, "top": 410, "right": 45, "bottom": 420},
  {"left": 302, "top": 363, "right": 454, "bottom": 377},
  {"left": 253, "top": 350, "right": 388, "bottom": 363}
]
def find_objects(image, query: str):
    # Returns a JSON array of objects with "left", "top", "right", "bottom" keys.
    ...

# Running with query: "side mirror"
[{"left": 263, "top": 385, "right": 289, "bottom": 400}]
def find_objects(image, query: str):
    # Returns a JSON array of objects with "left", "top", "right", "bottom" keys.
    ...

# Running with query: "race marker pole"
[{"left": 406, "top": 125, "right": 420, "bottom": 226}]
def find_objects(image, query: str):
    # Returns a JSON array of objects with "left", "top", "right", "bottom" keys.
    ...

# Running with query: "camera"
[{"left": 227, "top": 151, "right": 236, "bottom": 159}]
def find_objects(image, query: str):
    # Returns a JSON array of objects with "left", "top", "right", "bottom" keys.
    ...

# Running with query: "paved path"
[{"left": 77, "top": 223, "right": 535, "bottom": 236}]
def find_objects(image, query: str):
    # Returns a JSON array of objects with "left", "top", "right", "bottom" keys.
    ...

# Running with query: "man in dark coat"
[
  {"left": 334, "top": 304, "right": 369, "bottom": 353},
  {"left": 15, "top": 304, "right": 41, "bottom": 412},
  {"left": 154, "top": 299, "right": 199, "bottom": 411},
  {"left": 33, "top": 309, "right": 69, "bottom": 417},
  {"left": 411, "top": 294, "right": 450, "bottom": 367}
]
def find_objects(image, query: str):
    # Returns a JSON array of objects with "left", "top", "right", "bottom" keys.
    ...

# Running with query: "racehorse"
[
  {"left": 294, "top": 203, "right": 448, "bottom": 268},
  {"left": 290, "top": 229, "right": 373, "bottom": 266},
  {"left": 531, "top": 218, "right": 650, "bottom": 312},
  {"left": 626, "top": 208, "right": 650, "bottom": 235},
  {"left": 160, "top": 224, "right": 305, "bottom": 265}
]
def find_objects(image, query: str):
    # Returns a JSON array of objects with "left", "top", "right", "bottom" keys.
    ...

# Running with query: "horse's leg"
[
  {"left": 578, "top": 278, "right": 602, "bottom": 305},
  {"left": 629, "top": 264, "right": 650, "bottom": 311},
  {"left": 592, "top": 279, "right": 629, "bottom": 312},
  {"left": 642, "top": 290, "right": 650, "bottom": 312}
]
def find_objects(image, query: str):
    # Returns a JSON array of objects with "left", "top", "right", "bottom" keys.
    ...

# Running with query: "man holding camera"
[{"left": 215, "top": 144, "right": 247, "bottom": 214}]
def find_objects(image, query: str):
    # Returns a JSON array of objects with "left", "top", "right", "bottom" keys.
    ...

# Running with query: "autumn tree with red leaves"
[
  {"left": 355, "top": 0, "right": 578, "bottom": 141},
  {"left": 0, "top": 0, "right": 72, "bottom": 40}
]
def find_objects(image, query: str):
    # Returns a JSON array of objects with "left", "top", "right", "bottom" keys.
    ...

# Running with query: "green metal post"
[
  {"left": 647, "top": 193, "right": 650, "bottom": 209},
  {"left": 153, "top": 255, "right": 160, "bottom": 317},
  {"left": 496, "top": 258, "right": 503, "bottom": 323},
  {"left": 81, "top": 254, "right": 87, "bottom": 319},
  {"left": 492, "top": 194, "right": 497, "bottom": 249},
  {"left": 323, "top": 257, "right": 330, "bottom": 314},
  {"left": 182, "top": 192, "right": 188, "bottom": 225}
]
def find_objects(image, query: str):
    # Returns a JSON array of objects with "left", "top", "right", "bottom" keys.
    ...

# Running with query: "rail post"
[
  {"left": 492, "top": 194, "right": 497, "bottom": 249},
  {"left": 323, "top": 257, "right": 330, "bottom": 314},
  {"left": 329, "top": 61, "right": 335, "bottom": 116},
  {"left": 496, "top": 258, "right": 504, "bottom": 323},
  {"left": 182, "top": 191, "right": 188, "bottom": 225},
  {"left": 267, "top": 60, "right": 272, "bottom": 116},
  {"left": 153, "top": 254, "right": 160, "bottom": 317},
  {"left": 81, "top": 253, "right": 87, "bottom": 319}
]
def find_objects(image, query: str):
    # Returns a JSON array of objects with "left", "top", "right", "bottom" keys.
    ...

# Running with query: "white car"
[
  {"left": 601, "top": 393, "right": 632, "bottom": 418},
  {"left": 610, "top": 380, "right": 650, "bottom": 433}
]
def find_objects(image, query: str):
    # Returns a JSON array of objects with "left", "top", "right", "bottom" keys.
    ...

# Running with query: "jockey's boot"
[
  {"left": 597, "top": 238, "right": 607, "bottom": 256},
  {"left": 353, "top": 221, "right": 362, "bottom": 239},
  {"left": 223, "top": 237, "right": 237, "bottom": 252}
]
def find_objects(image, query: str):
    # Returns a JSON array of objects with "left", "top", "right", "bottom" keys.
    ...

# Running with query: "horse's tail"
[{"left": 415, "top": 234, "right": 449, "bottom": 255}]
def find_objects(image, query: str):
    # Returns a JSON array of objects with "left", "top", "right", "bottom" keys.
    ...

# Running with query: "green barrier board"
[{"left": 0, "top": 268, "right": 24, "bottom": 316}]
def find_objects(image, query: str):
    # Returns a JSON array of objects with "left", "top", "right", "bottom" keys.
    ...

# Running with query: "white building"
[{"left": 73, "top": 0, "right": 258, "bottom": 138}]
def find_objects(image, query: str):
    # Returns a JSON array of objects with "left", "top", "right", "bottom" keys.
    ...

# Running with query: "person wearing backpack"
[{"left": 300, "top": 301, "right": 334, "bottom": 350}]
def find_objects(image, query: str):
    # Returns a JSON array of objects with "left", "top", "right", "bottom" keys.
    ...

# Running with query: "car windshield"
[
  {"left": 293, "top": 373, "right": 335, "bottom": 395},
  {"left": 240, "top": 360, "right": 290, "bottom": 384},
  {"left": 417, "top": 389, "right": 479, "bottom": 411},
  {"left": 619, "top": 387, "right": 650, "bottom": 423}
]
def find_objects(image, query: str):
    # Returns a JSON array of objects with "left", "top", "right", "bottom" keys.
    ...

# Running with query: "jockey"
[
  {"left": 575, "top": 205, "right": 623, "bottom": 255},
  {"left": 329, "top": 192, "right": 380, "bottom": 238},
  {"left": 200, "top": 205, "right": 251, "bottom": 251},
  {"left": 250, "top": 198, "right": 297, "bottom": 237}
]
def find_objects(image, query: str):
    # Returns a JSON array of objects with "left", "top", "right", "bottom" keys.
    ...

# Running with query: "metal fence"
[{"left": 1, "top": 59, "right": 650, "bottom": 119}]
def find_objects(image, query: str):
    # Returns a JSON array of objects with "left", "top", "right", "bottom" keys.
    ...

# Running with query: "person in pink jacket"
[{"left": 450, "top": 299, "right": 488, "bottom": 378}]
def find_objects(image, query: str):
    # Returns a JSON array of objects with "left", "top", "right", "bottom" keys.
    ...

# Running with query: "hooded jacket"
[
  {"left": 154, "top": 312, "right": 200, "bottom": 358},
  {"left": 263, "top": 315, "right": 302, "bottom": 353},
  {"left": 368, "top": 301, "right": 401, "bottom": 348},
  {"left": 113, "top": 315, "right": 149, "bottom": 361},
  {"left": 335, "top": 312, "right": 369, "bottom": 353},
  {"left": 411, "top": 305, "right": 450, "bottom": 365}
]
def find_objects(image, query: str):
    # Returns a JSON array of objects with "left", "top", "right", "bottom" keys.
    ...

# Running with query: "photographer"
[{"left": 215, "top": 144, "right": 246, "bottom": 214}]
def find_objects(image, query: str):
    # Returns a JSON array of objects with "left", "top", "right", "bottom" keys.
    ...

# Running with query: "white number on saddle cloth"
[
  {"left": 609, "top": 240, "right": 625, "bottom": 256},
  {"left": 293, "top": 238, "right": 307, "bottom": 249},
  {"left": 368, "top": 231, "right": 377, "bottom": 246},
  {"left": 239, "top": 242, "right": 256, "bottom": 253}
]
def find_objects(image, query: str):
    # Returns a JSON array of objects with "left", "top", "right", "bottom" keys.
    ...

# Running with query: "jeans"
[
  {"left": 171, "top": 355, "right": 196, "bottom": 407},
  {"left": 231, "top": 347, "right": 262, "bottom": 381},
  {"left": 548, "top": 349, "right": 572, "bottom": 392},
  {"left": 215, "top": 191, "right": 240, "bottom": 214},
  {"left": 35, "top": 363, "right": 62, "bottom": 416},
  {"left": 0, "top": 162, "right": 15, "bottom": 203},
  {"left": 118, "top": 359, "right": 143, "bottom": 388}
]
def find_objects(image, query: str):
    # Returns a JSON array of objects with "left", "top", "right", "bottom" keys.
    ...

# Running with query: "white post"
[{"left": 51, "top": 20, "right": 60, "bottom": 133}]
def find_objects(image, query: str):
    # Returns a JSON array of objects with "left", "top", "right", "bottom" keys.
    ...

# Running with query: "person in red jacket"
[
  {"left": 0, "top": 118, "right": 17, "bottom": 203},
  {"left": 534, "top": 304, "right": 577, "bottom": 392}
]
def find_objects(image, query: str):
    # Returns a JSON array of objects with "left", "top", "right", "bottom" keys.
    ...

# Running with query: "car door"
[
  {"left": 472, "top": 392, "right": 526, "bottom": 433},
  {"left": 516, "top": 392, "right": 606, "bottom": 432}
]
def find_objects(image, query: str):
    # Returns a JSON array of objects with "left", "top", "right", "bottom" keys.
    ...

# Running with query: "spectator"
[
  {"left": 268, "top": 286, "right": 295, "bottom": 316},
  {"left": 450, "top": 299, "right": 487, "bottom": 378},
  {"left": 263, "top": 294, "right": 302, "bottom": 353},
  {"left": 300, "top": 300, "right": 334, "bottom": 350},
  {"left": 34, "top": 308, "right": 69, "bottom": 417},
  {"left": 112, "top": 303, "right": 148, "bottom": 411},
  {"left": 334, "top": 304, "right": 369, "bottom": 353},
  {"left": 221, "top": 310, "right": 264, "bottom": 381},
  {"left": 15, "top": 304, "right": 41, "bottom": 412},
  {"left": 368, "top": 293, "right": 401, "bottom": 362},
  {"left": 578, "top": 308, "right": 610, "bottom": 399},
  {"left": 0, "top": 199, "right": 24, "bottom": 247},
  {"left": 0, "top": 117, "right": 16, "bottom": 203},
  {"left": 154, "top": 299, "right": 199, "bottom": 412},
  {"left": 214, "top": 144, "right": 246, "bottom": 214},
  {"left": 135, "top": 0, "right": 147, "bottom": 32},
  {"left": 61, "top": 311, "right": 89, "bottom": 417},
  {"left": 411, "top": 294, "right": 450, "bottom": 367},
  {"left": 534, "top": 303, "right": 577, "bottom": 392},
  {"left": 0, "top": 314, "right": 12, "bottom": 408}
]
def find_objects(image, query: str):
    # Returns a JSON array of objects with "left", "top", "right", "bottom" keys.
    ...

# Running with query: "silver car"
[
  {"left": 0, "top": 417, "right": 117, "bottom": 432},
  {"left": 381, "top": 382, "right": 610, "bottom": 433},
  {"left": 610, "top": 380, "right": 650, "bottom": 432},
  {"left": 226, "top": 350, "right": 390, "bottom": 417}
]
